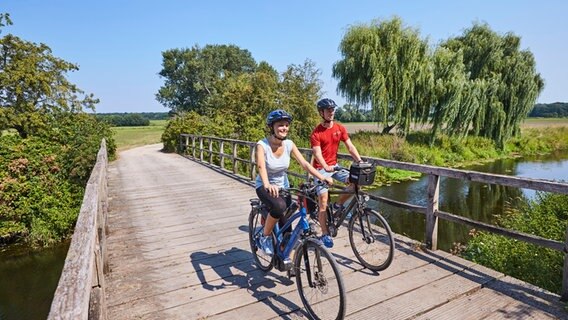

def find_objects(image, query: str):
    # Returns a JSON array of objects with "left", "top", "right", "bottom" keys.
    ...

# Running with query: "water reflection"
[
  {"left": 0, "top": 241, "right": 69, "bottom": 320},
  {"left": 371, "top": 154, "right": 568, "bottom": 251}
]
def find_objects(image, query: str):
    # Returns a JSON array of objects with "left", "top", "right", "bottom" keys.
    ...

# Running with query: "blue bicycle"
[{"left": 248, "top": 181, "right": 346, "bottom": 320}]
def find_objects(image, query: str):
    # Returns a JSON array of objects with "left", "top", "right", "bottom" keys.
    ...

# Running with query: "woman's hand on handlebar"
[
  {"left": 324, "top": 176, "right": 334, "bottom": 186},
  {"left": 264, "top": 184, "right": 280, "bottom": 198}
]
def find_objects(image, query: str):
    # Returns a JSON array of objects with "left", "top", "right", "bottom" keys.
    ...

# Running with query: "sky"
[{"left": 3, "top": 0, "right": 567, "bottom": 113}]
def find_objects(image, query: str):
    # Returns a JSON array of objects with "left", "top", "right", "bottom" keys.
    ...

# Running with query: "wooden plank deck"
[{"left": 105, "top": 144, "right": 566, "bottom": 319}]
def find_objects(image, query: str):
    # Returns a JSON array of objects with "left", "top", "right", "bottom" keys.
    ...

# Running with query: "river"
[
  {"left": 371, "top": 151, "right": 568, "bottom": 251},
  {"left": 0, "top": 152, "right": 567, "bottom": 319}
]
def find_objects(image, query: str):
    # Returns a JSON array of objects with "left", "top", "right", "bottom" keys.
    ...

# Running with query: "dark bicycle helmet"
[
  {"left": 317, "top": 98, "right": 338, "bottom": 110},
  {"left": 266, "top": 109, "right": 293, "bottom": 127}
]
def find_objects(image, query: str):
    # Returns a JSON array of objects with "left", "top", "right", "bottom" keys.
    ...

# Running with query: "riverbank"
[{"left": 346, "top": 126, "right": 568, "bottom": 186}]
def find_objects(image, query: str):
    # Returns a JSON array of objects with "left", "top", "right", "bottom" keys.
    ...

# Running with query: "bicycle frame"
[
  {"left": 272, "top": 207, "right": 310, "bottom": 260},
  {"left": 328, "top": 185, "right": 365, "bottom": 228}
]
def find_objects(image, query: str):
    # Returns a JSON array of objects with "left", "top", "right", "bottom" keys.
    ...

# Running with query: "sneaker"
[
  {"left": 259, "top": 235, "right": 273, "bottom": 256},
  {"left": 320, "top": 234, "right": 334, "bottom": 248}
]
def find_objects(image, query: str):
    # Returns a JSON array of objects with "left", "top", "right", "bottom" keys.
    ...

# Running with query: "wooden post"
[
  {"left": 191, "top": 136, "right": 196, "bottom": 158},
  {"left": 220, "top": 141, "right": 225, "bottom": 169},
  {"left": 561, "top": 227, "right": 568, "bottom": 301},
  {"left": 232, "top": 143, "right": 238, "bottom": 174},
  {"left": 426, "top": 174, "right": 440, "bottom": 250},
  {"left": 199, "top": 137, "right": 204, "bottom": 161},
  {"left": 209, "top": 138, "right": 213, "bottom": 164},
  {"left": 250, "top": 144, "right": 256, "bottom": 180}
]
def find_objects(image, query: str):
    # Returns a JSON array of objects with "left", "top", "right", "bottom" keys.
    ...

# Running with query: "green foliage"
[
  {"left": 462, "top": 192, "right": 568, "bottom": 294},
  {"left": 0, "top": 17, "right": 115, "bottom": 246},
  {"left": 160, "top": 52, "right": 322, "bottom": 152},
  {"left": 506, "top": 127, "right": 568, "bottom": 155},
  {"left": 529, "top": 103, "right": 568, "bottom": 118},
  {"left": 440, "top": 23, "right": 544, "bottom": 148},
  {"left": 156, "top": 44, "right": 257, "bottom": 114},
  {"left": 333, "top": 16, "right": 432, "bottom": 136},
  {"left": 333, "top": 17, "right": 543, "bottom": 149},
  {"left": 161, "top": 112, "right": 237, "bottom": 152},
  {"left": 45, "top": 113, "right": 116, "bottom": 184},
  {"left": 0, "top": 135, "right": 83, "bottom": 246},
  {"left": 334, "top": 104, "right": 376, "bottom": 122},
  {"left": 96, "top": 113, "right": 151, "bottom": 127},
  {"left": 0, "top": 13, "right": 12, "bottom": 33},
  {"left": 0, "top": 33, "right": 98, "bottom": 139}
]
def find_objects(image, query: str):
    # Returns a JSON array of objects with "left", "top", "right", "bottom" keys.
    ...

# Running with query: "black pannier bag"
[{"left": 349, "top": 162, "right": 376, "bottom": 186}]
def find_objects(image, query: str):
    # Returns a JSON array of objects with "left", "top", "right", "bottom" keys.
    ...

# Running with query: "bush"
[
  {"left": 0, "top": 113, "right": 115, "bottom": 246},
  {"left": 0, "top": 136, "right": 83, "bottom": 246},
  {"left": 462, "top": 192, "right": 568, "bottom": 294}
]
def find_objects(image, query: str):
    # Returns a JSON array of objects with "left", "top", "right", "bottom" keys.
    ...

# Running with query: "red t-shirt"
[{"left": 310, "top": 122, "right": 349, "bottom": 169}]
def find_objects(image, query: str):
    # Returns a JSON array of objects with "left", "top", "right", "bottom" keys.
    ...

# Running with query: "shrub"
[
  {"left": 462, "top": 192, "right": 568, "bottom": 294},
  {"left": 0, "top": 135, "right": 83, "bottom": 246}
]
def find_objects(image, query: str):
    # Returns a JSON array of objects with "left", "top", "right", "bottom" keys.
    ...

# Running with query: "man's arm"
[
  {"left": 344, "top": 139, "right": 363, "bottom": 163},
  {"left": 312, "top": 145, "right": 334, "bottom": 172}
]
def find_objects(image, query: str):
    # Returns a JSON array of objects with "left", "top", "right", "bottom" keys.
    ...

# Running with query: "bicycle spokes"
[
  {"left": 348, "top": 209, "right": 394, "bottom": 271},
  {"left": 296, "top": 239, "right": 346, "bottom": 320}
]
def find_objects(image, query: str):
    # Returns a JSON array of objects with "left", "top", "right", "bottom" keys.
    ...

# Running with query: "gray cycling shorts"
[{"left": 314, "top": 168, "right": 349, "bottom": 196}]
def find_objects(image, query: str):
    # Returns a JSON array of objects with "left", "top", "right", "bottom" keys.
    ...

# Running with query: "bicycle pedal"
[{"left": 329, "top": 225, "right": 338, "bottom": 237}]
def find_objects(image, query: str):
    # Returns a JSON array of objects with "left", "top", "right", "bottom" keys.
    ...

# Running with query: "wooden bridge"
[{"left": 48, "top": 139, "right": 568, "bottom": 319}]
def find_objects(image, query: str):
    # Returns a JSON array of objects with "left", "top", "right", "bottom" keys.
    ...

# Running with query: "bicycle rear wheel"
[
  {"left": 295, "top": 238, "right": 346, "bottom": 320},
  {"left": 348, "top": 208, "right": 394, "bottom": 271},
  {"left": 248, "top": 208, "right": 273, "bottom": 271}
]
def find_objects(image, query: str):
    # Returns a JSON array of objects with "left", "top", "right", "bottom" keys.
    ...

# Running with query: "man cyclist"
[
  {"left": 310, "top": 98, "right": 363, "bottom": 248},
  {"left": 255, "top": 109, "right": 333, "bottom": 255}
]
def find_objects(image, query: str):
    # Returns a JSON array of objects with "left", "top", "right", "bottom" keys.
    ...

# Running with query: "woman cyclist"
[{"left": 255, "top": 109, "right": 333, "bottom": 255}]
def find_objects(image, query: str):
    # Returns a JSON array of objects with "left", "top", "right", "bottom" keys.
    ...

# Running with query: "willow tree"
[
  {"left": 333, "top": 16, "right": 432, "bottom": 135},
  {"left": 441, "top": 23, "right": 544, "bottom": 148},
  {"left": 428, "top": 47, "right": 467, "bottom": 143}
]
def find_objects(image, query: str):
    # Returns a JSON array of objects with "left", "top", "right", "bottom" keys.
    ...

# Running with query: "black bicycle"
[
  {"left": 313, "top": 162, "right": 395, "bottom": 272},
  {"left": 248, "top": 181, "right": 346, "bottom": 320}
]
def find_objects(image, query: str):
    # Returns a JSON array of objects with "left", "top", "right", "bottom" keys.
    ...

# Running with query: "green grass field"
[
  {"left": 112, "top": 120, "right": 167, "bottom": 150},
  {"left": 109, "top": 118, "right": 568, "bottom": 152}
]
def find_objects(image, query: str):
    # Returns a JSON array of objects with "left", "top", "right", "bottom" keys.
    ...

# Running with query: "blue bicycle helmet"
[
  {"left": 266, "top": 109, "right": 293, "bottom": 127},
  {"left": 317, "top": 98, "right": 338, "bottom": 110}
]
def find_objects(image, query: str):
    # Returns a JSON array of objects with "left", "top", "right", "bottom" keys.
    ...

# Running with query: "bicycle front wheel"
[
  {"left": 248, "top": 208, "right": 273, "bottom": 271},
  {"left": 295, "top": 238, "right": 346, "bottom": 320},
  {"left": 349, "top": 208, "right": 394, "bottom": 271}
]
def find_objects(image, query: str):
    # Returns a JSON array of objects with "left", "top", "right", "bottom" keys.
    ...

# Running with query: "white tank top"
[{"left": 255, "top": 138, "right": 293, "bottom": 189}]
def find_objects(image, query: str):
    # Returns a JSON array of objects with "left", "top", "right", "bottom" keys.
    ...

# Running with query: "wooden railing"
[
  {"left": 48, "top": 139, "right": 109, "bottom": 320},
  {"left": 180, "top": 133, "right": 568, "bottom": 300}
]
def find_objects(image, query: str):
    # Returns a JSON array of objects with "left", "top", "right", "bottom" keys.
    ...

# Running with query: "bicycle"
[
  {"left": 248, "top": 181, "right": 346, "bottom": 320},
  {"left": 314, "top": 162, "right": 395, "bottom": 272}
]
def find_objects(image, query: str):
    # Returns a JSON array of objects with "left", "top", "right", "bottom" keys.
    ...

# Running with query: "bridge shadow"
[
  {"left": 189, "top": 247, "right": 305, "bottom": 319},
  {"left": 392, "top": 239, "right": 567, "bottom": 318}
]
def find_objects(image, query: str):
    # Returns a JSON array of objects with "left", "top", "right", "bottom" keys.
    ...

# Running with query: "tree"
[
  {"left": 278, "top": 59, "right": 322, "bottom": 143},
  {"left": 0, "top": 34, "right": 98, "bottom": 138},
  {"left": 156, "top": 44, "right": 257, "bottom": 114},
  {"left": 441, "top": 23, "right": 544, "bottom": 148},
  {"left": 0, "top": 13, "right": 12, "bottom": 33},
  {"left": 333, "top": 16, "right": 432, "bottom": 135}
]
